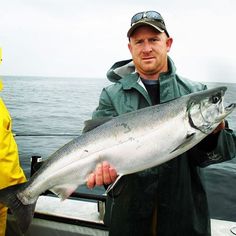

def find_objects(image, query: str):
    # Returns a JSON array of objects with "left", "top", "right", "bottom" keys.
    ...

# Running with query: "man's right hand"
[{"left": 87, "top": 161, "right": 118, "bottom": 189}]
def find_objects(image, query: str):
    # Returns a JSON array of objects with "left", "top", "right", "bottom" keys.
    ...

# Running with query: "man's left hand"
[{"left": 213, "top": 121, "right": 225, "bottom": 134}]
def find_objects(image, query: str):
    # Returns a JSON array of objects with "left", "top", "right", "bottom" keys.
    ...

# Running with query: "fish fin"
[
  {"left": 170, "top": 132, "right": 196, "bottom": 154},
  {"left": 82, "top": 117, "right": 112, "bottom": 133},
  {"left": 0, "top": 183, "right": 36, "bottom": 233},
  {"left": 105, "top": 174, "right": 124, "bottom": 195},
  {"left": 50, "top": 184, "right": 78, "bottom": 200}
]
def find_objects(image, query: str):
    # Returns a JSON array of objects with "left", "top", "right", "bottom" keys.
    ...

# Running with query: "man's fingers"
[
  {"left": 213, "top": 121, "right": 225, "bottom": 134},
  {"left": 102, "top": 161, "right": 112, "bottom": 185},
  {"left": 87, "top": 173, "right": 95, "bottom": 189},
  {"left": 109, "top": 166, "right": 118, "bottom": 182},
  {"left": 95, "top": 163, "right": 103, "bottom": 186},
  {"left": 87, "top": 161, "right": 118, "bottom": 189}
]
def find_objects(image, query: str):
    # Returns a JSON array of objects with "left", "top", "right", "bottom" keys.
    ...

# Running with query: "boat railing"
[{"left": 30, "top": 155, "right": 108, "bottom": 229}]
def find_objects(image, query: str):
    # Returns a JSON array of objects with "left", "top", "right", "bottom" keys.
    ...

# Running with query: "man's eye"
[{"left": 151, "top": 38, "right": 159, "bottom": 42}]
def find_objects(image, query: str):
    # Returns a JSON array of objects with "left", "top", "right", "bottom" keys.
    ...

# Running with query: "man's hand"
[
  {"left": 87, "top": 161, "right": 118, "bottom": 189},
  {"left": 213, "top": 121, "right": 225, "bottom": 134}
]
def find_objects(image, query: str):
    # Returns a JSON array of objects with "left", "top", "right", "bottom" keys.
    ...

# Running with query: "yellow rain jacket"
[{"left": 0, "top": 80, "right": 26, "bottom": 236}]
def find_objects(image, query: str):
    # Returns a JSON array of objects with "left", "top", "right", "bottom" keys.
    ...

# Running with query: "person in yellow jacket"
[{"left": 0, "top": 80, "right": 26, "bottom": 236}]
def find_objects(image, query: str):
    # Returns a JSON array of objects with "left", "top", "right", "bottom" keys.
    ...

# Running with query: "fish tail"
[{"left": 0, "top": 183, "right": 36, "bottom": 233}]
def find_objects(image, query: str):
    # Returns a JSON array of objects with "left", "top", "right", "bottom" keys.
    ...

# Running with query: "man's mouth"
[{"left": 142, "top": 57, "right": 155, "bottom": 61}]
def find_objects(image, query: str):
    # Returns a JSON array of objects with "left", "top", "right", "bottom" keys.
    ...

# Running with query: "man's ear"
[
  {"left": 166, "top": 37, "right": 173, "bottom": 52},
  {"left": 128, "top": 42, "right": 132, "bottom": 53}
]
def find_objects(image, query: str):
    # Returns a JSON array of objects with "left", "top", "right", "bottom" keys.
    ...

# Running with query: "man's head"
[{"left": 127, "top": 11, "right": 172, "bottom": 80}]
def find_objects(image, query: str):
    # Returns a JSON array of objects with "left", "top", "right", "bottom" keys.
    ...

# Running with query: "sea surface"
[{"left": 1, "top": 76, "right": 236, "bottom": 221}]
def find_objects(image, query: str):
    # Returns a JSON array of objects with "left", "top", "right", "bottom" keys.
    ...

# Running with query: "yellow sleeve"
[{"left": 0, "top": 98, "right": 26, "bottom": 190}]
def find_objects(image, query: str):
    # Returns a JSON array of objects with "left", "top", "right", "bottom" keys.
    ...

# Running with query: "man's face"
[{"left": 128, "top": 26, "right": 173, "bottom": 78}]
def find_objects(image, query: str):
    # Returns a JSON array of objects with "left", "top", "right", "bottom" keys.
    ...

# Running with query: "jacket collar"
[
  {"left": 159, "top": 73, "right": 181, "bottom": 103},
  {"left": 107, "top": 56, "right": 181, "bottom": 104},
  {"left": 119, "top": 73, "right": 152, "bottom": 105}
]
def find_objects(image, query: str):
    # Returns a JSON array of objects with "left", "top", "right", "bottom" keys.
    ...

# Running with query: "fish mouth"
[
  {"left": 225, "top": 103, "right": 236, "bottom": 112},
  {"left": 215, "top": 103, "right": 236, "bottom": 123}
]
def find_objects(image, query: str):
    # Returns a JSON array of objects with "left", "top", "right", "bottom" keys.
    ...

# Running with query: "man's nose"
[{"left": 142, "top": 42, "right": 152, "bottom": 53}]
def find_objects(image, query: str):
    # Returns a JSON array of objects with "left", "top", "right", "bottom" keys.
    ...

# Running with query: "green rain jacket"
[{"left": 92, "top": 57, "right": 236, "bottom": 236}]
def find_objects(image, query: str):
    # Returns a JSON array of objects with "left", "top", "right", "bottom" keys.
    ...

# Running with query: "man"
[
  {"left": 0, "top": 80, "right": 26, "bottom": 236},
  {"left": 87, "top": 11, "right": 236, "bottom": 236}
]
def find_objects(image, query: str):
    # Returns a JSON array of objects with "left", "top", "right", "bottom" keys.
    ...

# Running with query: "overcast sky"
[{"left": 0, "top": 0, "right": 236, "bottom": 83}]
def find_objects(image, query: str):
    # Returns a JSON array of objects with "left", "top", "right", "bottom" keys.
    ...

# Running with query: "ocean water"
[{"left": 1, "top": 76, "right": 236, "bottom": 221}]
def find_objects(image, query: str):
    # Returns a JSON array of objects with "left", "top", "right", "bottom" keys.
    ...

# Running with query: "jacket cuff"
[{"left": 190, "top": 128, "right": 236, "bottom": 167}]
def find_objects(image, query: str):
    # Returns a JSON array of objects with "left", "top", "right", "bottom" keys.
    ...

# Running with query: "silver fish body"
[{"left": 0, "top": 86, "right": 235, "bottom": 232}]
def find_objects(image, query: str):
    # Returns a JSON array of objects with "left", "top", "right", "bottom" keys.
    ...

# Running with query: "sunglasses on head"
[{"left": 131, "top": 11, "right": 165, "bottom": 26}]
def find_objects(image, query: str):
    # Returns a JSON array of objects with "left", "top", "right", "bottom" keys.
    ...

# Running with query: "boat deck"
[{"left": 6, "top": 195, "right": 236, "bottom": 236}]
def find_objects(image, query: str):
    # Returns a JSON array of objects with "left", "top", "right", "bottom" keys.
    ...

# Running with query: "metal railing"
[{"left": 30, "top": 155, "right": 107, "bottom": 229}]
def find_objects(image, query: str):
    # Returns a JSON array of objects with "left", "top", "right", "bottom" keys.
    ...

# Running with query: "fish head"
[{"left": 187, "top": 86, "right": 236, "bottom": 134}]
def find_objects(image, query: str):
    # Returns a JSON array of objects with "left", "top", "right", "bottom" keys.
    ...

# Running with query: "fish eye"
[{"left": 211, "top": 94, "right": 221, "bottom": 104}]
